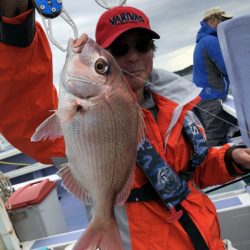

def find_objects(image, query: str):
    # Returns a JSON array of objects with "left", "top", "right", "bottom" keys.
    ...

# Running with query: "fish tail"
[{"left": 73, "top": 216, "right": 123, "bottom": 250}]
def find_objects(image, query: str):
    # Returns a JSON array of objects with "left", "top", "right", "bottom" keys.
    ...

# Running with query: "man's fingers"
[{"left": 74, "top": 33, "right": 89, "bottom": 48}]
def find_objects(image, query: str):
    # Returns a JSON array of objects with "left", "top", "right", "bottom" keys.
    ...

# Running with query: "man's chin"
[
  {"left": 130, "top": 81, "right": 145, "bottom": 92},
  {"left": 127, "top": 73, "right": 147, "bottom": 83}
]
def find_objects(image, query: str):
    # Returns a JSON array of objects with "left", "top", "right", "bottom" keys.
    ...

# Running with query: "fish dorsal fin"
[
  {"left": 115, "top": 164, "right": 136, "bottom": 206},
  {"left": 31, "top": 113, "right": 63, "bottom": 141},
  {"left": 57, "top": 164, "right": 93, "bottom": 204}
]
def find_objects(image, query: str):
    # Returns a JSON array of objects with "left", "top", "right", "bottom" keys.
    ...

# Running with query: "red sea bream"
[{"left": 32, "top": 37, "right": 144, "bottom": 250}]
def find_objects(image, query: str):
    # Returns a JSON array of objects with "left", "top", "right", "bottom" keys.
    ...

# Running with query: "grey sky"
[{"left": 37, "top": 0, "right": 250, "bottom": 87}]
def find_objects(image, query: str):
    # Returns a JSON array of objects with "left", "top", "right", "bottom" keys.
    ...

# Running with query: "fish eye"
[{"left": 94, "top": 58, "right": 109, "bottom": 75}]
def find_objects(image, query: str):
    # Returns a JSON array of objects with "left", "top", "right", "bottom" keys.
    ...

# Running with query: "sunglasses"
[{"left": 109, "top": 39, "right": 153, "bottom": 57}]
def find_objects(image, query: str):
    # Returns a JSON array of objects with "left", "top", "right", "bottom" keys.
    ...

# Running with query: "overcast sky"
[{"left": 36, "top": 0, "right": 250, "bottom": 87}]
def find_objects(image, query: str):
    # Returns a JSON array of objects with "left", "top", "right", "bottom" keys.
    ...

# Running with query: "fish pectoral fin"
[
  {"left": 57, "top": 164, "right": 92, "bottom": 204},
  {"left": 115, "top": 164, "right": 136, "bottom": 206},
  {"left": 31, "top": 113, "right": 63, "bottom": 141},
  {"left": 58, "top": 99, "right": 94, "bottom": 124}
]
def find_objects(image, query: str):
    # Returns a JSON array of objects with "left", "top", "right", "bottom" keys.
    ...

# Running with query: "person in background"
[
  {"left": 1, "top": 1, "right": 250, "bottom": 249},
  {"left": 193, "top": 6, "right": 234, "bottom": 147}
]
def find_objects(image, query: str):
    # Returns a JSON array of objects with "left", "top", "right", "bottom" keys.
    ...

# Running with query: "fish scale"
[
  {"left": 32, "top": 37, "right": 144, "bottom": 250},
  {"left": 65, "top": 104, "right": 119, "bottom": 186}
]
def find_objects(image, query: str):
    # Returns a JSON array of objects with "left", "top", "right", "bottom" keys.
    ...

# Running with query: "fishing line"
[{"left": 121, "top": 68, "right": 250, "bottom": 136}]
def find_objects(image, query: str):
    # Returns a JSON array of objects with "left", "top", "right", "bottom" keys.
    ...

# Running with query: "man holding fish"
[{"left": 1, "top": 1, "right": 250, "bottom": 249}]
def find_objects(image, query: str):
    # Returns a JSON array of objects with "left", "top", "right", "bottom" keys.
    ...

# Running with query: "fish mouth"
[{"left": 64, "top": 77, "right": 100, "bottom": 100}]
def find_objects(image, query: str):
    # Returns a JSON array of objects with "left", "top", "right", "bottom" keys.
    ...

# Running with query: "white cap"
[{"left": 203, "top": 6, "right": 233, "bottom": 20}]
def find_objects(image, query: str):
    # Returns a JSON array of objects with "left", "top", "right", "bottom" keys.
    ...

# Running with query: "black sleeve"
[
  {"left": 0, "top": 1, "right": 35, "bottom": 47},
  {"left": 224, "top": 144, "right": 250, "bottom": 176}
]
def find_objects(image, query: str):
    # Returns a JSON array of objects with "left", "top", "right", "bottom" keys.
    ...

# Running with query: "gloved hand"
[{"left": 231, "top": 147, "right": 250, "bottom": 170}]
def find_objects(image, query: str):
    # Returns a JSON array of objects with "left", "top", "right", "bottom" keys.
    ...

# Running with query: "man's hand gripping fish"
[{"left": 32, "top": 36, "right": 145, "bottom": 250}]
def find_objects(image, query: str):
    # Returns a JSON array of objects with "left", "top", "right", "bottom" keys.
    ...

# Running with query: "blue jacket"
[{"left": 193, "top": 21, "right": 229, "bottom": 100}]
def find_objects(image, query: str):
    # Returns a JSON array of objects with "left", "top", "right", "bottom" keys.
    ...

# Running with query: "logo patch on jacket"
[
  {"left": 109, "top": 13, "right": 144, "bottom": 26},
  {"left": 157, "top": 167, "right": 182, "bottom": 195}
]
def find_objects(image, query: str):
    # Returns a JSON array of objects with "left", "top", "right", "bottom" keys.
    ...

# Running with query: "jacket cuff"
[
  {"left": 0, "top": 3, "right": 35, "bottom": 47},
  {"left": 224, "top": 144, "right": 249, "bottom": 176}
]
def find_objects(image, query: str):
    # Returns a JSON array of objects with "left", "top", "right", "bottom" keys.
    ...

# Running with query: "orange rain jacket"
[{"left": 0, "top": 10, "right": 241, "bottom": 250}]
